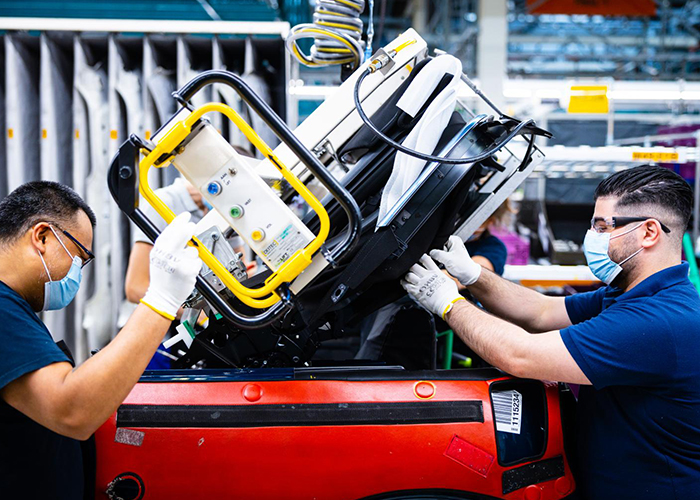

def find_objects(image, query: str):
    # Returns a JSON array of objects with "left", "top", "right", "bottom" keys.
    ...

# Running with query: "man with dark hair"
[
  {"left": 0, "top": 181, "right": 202, "bottom": 499},
  {"left": 403, "top": 165, "right": 700, "bottom": 499}
]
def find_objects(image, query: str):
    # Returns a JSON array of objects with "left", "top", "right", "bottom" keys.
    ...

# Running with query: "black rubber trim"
[
  {"left": 117, "top": 401, "right": 484, "bottom": 428},
  {"left": 358, "top": 489, "right": 501, "bottom": 500},
  {"left": 294, "top": 368, "right": 505, "bottom": 381},
  {"left": 136, "top": 367, "right": 507, "bottom": 383},
  {"left": 502, "top": 456, "right": 565, "bottom": 495}
]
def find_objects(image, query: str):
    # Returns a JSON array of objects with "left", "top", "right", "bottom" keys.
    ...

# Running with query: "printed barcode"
[{"left": 492, "top": 390, "right": 522, "bottom": 435}]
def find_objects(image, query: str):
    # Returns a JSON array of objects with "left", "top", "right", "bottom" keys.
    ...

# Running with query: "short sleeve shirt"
[
  {"left": 0, "top": 281, "right": 84, "bottom": 499},
  {"left": 560, "top": 263, "right": 700, "bottom": 500},
  {"left": 466, "top": 232, "right": 507, "bottom": 276},
  {"left": 132, "top": 177, "right": 205, "bottom": 244}
]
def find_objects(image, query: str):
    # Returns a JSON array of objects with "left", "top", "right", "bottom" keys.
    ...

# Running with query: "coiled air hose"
[{"left": 286, "top": 0, "right": 367, "bottom": 70}]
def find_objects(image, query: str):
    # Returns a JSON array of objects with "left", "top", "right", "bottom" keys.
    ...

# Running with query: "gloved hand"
[
  {"left": 401, "top": 254, "right": 465, "bottom": 320},
  {"left": 141, "top": 212, "right": 202, "bottom": 320},
  {"left": 429, "top": 235, "right": 482, "bottom": 286}
]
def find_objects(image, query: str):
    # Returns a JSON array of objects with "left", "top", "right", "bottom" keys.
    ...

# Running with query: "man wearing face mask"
[
  {"left": 402, "top": 165, "right": 700, "bottom": 499},
  {"left": 0, "top": 181, "right": 202, "bottom": 499}
]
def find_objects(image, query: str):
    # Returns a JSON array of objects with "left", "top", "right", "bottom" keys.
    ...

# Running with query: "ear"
[
  {"left": 640, "top": 220, "right": 662, "bottom": 248},
  {"left": 30, "top": 223, "right": 52, "bottom": 254}
]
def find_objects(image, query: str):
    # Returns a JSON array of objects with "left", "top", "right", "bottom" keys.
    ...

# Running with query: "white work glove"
[
  {"left": 401, "top": 255, "right": 465, "bottom": 320},
  {"left": 141, "top": 212, "right": 202, "bottom": 320},
  {"left": 429, "top": 235, "right": 482, "bottom": 286}
]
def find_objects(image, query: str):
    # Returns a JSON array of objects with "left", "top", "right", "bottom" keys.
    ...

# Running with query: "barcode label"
[{"left": 492, "top": 390, "right": 522, "bottom": 435}]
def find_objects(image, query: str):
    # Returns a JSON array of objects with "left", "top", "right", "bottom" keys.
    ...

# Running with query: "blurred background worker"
[
  {"left": 0, "top": 181, "right": 202, "bottom": 499},
  {"left": 449, "top": 200, "right": 512, "bottom": 283}
]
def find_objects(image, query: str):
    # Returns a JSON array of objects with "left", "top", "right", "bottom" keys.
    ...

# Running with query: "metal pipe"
[{"left": 694, "top": 130, "right": 700, "bottom": 246}]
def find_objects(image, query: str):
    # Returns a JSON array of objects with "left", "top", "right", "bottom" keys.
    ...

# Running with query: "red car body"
[{"left": 95, "top": 368, "right": 575, "bottom": 500}]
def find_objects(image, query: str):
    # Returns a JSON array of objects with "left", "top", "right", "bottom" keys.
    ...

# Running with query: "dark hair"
[
  {"left": 595, "top": 164, "right": 693, "bottom": 234},
  {"left": 0, "top": 181, "right": 96, "bottom": 245}
]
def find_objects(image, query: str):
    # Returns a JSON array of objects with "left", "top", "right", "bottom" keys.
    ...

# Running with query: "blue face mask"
[
  {"left": 38, "top": 227, "right": 83, "bottom": 311},
  {"left": 583, "top": 223, "right": 644, "bottom": 285}
]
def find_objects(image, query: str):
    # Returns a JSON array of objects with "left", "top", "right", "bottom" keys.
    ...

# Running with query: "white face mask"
[{"left": 583, "top": 222, "right": 644, "bottom": 285}]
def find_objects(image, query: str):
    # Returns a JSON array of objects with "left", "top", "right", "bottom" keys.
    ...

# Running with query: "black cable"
[{"left": 353, "top": 68, "right": 537, "bottom": 165}]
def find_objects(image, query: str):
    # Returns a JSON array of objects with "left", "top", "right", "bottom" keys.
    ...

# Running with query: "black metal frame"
[{"left": 108, "top": 70, "right": 363, "bottom": 330}]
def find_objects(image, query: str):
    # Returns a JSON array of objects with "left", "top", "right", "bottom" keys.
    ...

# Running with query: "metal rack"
[{"left": 0, "top": 18, "right": 291, "bottom": 361}]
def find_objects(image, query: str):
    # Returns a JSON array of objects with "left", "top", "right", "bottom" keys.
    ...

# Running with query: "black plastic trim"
[
  {"left": 136, "top": 367, "right": 507, "bottom": 383},
  {"left": 117, "top": 401, "right": 484, "bottom": 428},
  {"left": 502, "top": 456, "right": 565, "bottom": 495},
  {"left": 358, "top": 489, "right": 501, "bottom": 500},
  {"left": 294, "top": 368, "right": 505, "bottom": 382}
]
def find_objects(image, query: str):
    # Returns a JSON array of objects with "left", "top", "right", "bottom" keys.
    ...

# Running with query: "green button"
[{"left": 230, "top": 205, "right": 244, "bottom": 219}]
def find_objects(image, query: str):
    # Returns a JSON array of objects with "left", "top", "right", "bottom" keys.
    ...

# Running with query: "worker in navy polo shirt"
[
  {"left": 0, "top": 181, "right": 202, "bottom": 499},
  {"left": 403, "top": 165, "right": 700, "bottom": 499}
]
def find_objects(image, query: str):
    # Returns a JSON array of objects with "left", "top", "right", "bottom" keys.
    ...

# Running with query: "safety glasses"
[
  {"left": 590, "top": 216, "right": 671, "bottom": 234},
  {"left": 45, "top": 223, "right": 95, "bottom": 268}
]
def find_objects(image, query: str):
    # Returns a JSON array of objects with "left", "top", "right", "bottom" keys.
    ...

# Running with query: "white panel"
[
  {"left": 153, "top": 113, "right": 313, "bottom": 270},
  {"left": 73, "top": 36, "right": 111, "bottom": 359},
  {"left": 177, "top": 35, "right": 212, "bottom": 109},
  {"left": 5, "top": 34, "right": 40, "bottom": 191},
  {"left": 0, "top": 35, "right": 6, "bottom": 198},
  {"left": 264, "top": 29, "right": 427, "bottom": 180},
  {"left": 40, "top": 33, "right": 74, "bottom": 345},
  {"left": 109, "top": 35, "right": 143, "bottom": 331},
  {"left": 143, "top": 35, "right": 178, "bottom": 189}
]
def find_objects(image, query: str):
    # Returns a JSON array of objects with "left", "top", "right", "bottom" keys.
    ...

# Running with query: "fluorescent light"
[
  {"left": 608, "top": 90, "right": 682, "bottom": 100},
  {"left": 535, "top": 89, "right": 561, "bottom": 99},
  {"left": 288, "top": 85, "right": 336, "bottom": 97},
  {"left": 503, "top": 88, "right": 533, "bottom": 98}
]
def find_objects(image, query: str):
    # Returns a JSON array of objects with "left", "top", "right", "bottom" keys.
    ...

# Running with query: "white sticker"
[
  {"left": 492, "top": 390, "right": 522, "bottom": 435},
  {"left": 261, "top": 223, "right": 309, "bottom": 268}
]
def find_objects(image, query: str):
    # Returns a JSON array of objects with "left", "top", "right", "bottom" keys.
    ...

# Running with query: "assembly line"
[{"left": 0, "top": 2, "right": 699, "bottom": 499}]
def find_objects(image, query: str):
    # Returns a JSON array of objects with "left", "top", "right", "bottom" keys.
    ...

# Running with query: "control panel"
[{"left": 154, "top": 110, "right": 315, "bottom": 272}]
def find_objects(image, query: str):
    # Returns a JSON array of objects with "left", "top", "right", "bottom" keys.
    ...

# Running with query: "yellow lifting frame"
[{"left": 138, "top": 102, "right": 331, "bottom": 309}]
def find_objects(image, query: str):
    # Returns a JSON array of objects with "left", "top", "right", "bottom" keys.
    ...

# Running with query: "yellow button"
[{"left": 251, "top": 229, "right": 265, "bottom": 242}]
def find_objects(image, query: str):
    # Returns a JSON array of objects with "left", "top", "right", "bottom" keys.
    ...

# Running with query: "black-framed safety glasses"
[
  {"left": 50, "top": 224, "right": 95, "bottom": 268},
  {"left": 591, "top": 216, "right": 671, "bottom": 234}
]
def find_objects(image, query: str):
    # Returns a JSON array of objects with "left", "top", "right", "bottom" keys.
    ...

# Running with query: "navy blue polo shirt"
[
  {"left": 466, "top": 231, "right": 507, "bottom": 276},
  {"left": 0, "top": 281, "right": 84, "bottom": 499},
  {"left": 560, "top": 263, "right": 700, "bottom": 500}
]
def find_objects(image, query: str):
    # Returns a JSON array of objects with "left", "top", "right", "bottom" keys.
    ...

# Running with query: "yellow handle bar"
[{"left": 138, "top": 102, "right": 331, "bottom": 309}]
